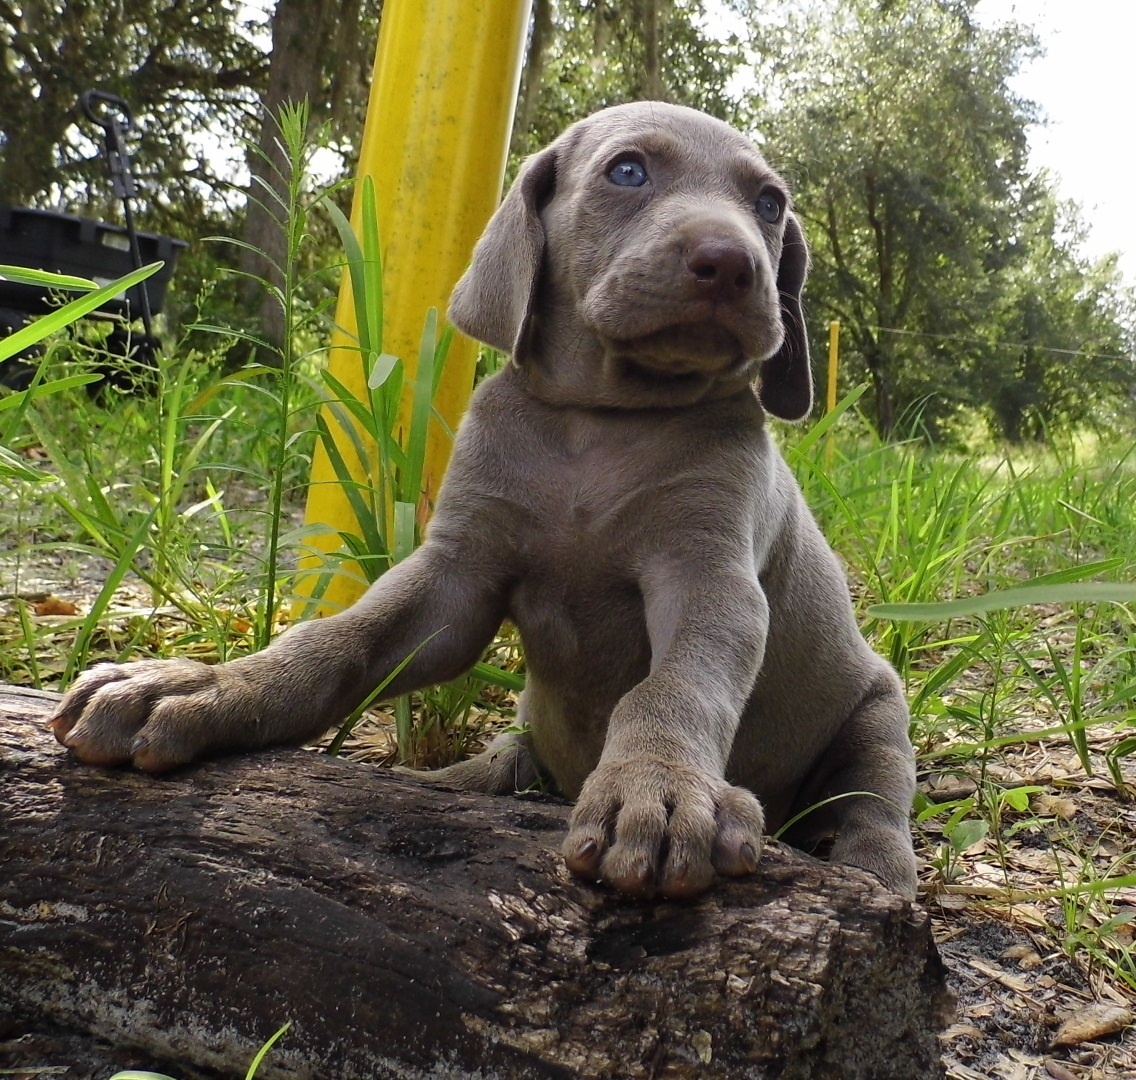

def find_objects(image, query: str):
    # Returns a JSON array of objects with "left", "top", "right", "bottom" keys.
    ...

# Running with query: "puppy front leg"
[
  {"left": 49, "top": 542, "right": 507, "bottom": 772},
  {"left": 564, "top": 560, "right": 768, "bottom": 899}
]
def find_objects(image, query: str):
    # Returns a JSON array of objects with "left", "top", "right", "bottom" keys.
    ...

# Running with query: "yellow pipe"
[
  {"left": 826, "top": 320, "right": 840, "bottom": 414},
  {"left": 299, "top": 0, "right": 533, "bottom": 613},
  {"left": 824, "top": 320, "right": 840, "bottom": 468}
]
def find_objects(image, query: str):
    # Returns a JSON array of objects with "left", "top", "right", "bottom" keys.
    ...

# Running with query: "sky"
[{"left": 971, "top": 1, "right": 1133, "bottom": 284}]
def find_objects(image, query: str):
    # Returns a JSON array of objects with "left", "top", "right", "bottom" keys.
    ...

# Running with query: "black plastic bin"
[{"left": 0, "top": 203, "right": 186, "bottom": 320}]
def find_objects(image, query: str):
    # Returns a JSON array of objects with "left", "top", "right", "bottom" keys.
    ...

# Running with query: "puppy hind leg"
[
  {"left": 808, "top": 678, "right": 918, "bottom": 899},
  {"left": 400, "top": 729, "right": 544, "bottom": 795}
]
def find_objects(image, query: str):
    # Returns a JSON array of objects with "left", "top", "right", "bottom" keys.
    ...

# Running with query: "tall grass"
[
  {"left": 0, "top": 104, "right": 518, "bottom": 767},
  {"left": 786, "top": 402, "right": 1136, "bottom": 985},
  {"left": 788, "top": 400, "right": 1136, "bottom": 758}
]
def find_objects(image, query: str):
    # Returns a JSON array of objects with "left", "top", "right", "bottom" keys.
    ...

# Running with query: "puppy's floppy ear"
[
  {"left": 448, "top": 145, "right": 558, "bottom": 364},
  {"left": 758, "top": 212, "right": 812, "bottom": 421}
]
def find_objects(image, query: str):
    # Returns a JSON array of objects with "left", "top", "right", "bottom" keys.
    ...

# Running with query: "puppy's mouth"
[{"left": 605, "top": 320, "right": 756, "bottom": 377}]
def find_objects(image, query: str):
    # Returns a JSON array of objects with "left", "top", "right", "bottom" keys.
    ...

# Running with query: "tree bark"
[
  {"left": 237, "top": 0, "right": 337, "bottom": 361},
  {"left": 640, "top": 0, "right": 664, "bottom": 100},
  {"left": 512, "top": 0, "right": 555, "bottom": 154},
  {"left": 0, "top": 686, "right": 949, "bottom": 1080}
]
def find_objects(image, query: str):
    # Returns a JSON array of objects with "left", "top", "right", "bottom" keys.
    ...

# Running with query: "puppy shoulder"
[{"left": 437, "top": 365, "right": 554, "bottom": 512}]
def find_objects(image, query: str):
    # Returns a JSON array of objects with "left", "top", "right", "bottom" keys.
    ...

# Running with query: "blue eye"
[
  {"left": 756, "top": 193, "right": 781, "bottom": 223},
  {"left": 608, "top": 160, "right": 648, "bottom": 187}
]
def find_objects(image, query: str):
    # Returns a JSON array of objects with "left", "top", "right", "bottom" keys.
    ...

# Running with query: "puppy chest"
[{"left": 508, "top": 564, "right": 650, "bottom": 692}]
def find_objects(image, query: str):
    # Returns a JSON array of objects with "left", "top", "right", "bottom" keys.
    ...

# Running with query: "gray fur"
[{"left": 49, "top": 102, "right": 917, "bottom": 901}]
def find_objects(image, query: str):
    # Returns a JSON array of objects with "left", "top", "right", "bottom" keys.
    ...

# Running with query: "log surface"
[{"left": 0, "top": 685, "right": 949, "bottom": 1079}]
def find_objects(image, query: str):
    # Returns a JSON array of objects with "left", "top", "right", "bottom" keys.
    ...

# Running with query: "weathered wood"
[{"left": 0, "top": 685, "right": 949, "bottom": 1079}]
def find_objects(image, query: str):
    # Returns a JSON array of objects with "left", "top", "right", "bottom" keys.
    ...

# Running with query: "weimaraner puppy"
[{"left": 48, "top": 102, "right": 918, "bottom": 901}]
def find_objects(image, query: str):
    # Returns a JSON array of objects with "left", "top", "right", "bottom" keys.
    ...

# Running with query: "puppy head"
[{"left": 449, "top": 102, "right": 811, "bottom": 420}]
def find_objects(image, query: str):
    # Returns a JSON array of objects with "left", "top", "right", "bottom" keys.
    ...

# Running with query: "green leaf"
[
  {"left": 469, "top": 660, "right": 526, "bottom": 691},
  {"left": 0, "top": 443, "right": 46, "bottom": 482},
  {"left": 392, "top": 499, "right": 417, "bottom": 565},
  {"left": 367, "top": 352, "right": 401, "bottom": 389},
  {"left": 326, "top": 630, "right": 443, "bottom": 755},
  {"left": 245, "top": 1021, "right": 290, "bottom": 1080},
  {"left": 789, "top": 382, "right": 869, "bottom": 458},
  {"left": 1000, "top": 786, "right": 1043, "bottom": 812},
  {"left": 399, "top": 307, "right": 439, "bottom": 505},
  {"left": 0, "top": 263, "right": 162, "bottom": 362},
  {"left": 0, "top": 373, "right": 103, "bottom": 412},
  {"left": 946, "top": 818, "right": 988, "bottom": 853},
  {"left": 359, "top": 176, "right": 384, "bottom": 353},
  {"left": 0, "top": 264, "right": 98, "bottom": 290},
  {"left": 869, "top": 581, "right": 1136, "bottom": 621}
]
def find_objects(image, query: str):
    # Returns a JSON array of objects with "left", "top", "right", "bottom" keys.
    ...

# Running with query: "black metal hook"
[
  {"left": 77, "top": 89, "right": 152, "bottom": 337},
  {"left": 79, "top": 90, "right": 133, "bottom": 132}
]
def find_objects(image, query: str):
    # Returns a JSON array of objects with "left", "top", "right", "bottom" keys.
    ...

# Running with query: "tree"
[
  {"left": 0, "top": 0, "right": 382, "bottom": 351},
  {"left": 734, "top": 0, "right": 1135, "bottom": 439},
  {"left": 236, "top": 0, "right": 381, "bottom": 359},
  {"left": 740, "top": 0, "right": 1038, "bottom": 436},
  {"left": 0, "top": 0, "right": 265, "bottom": 233},
  {"left": 513, "top": 0, "right": 750, "bottom": 157},
  {"left": 982, "top": 178, "right": 1135, "bottom": 442}
]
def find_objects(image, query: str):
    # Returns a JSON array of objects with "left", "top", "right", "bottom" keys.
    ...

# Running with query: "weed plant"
[
  {"left": 0, "top": 103, "right": 518, "bottom": 768},
  {"left": 784, "top": 399, "right": 1136, "bottom": 990}
]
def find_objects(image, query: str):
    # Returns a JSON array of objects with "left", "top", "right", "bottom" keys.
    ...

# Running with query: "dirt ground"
[{"left": 2, "top": 548, "right": 1134, "bottom": 1078}]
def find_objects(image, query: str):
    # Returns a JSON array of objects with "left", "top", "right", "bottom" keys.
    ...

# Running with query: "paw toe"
[
  {"left": 562, "top": 828, "right": 607, "bottom": 879},
  {"left": 711, "top": 786, "right": 765, "bottom": 878}
]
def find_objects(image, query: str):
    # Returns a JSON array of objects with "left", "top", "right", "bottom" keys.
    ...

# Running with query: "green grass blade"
[
  {"left": 359, "top": 176, "right": 384, "bottom": 352},
  {"left": 313, "top": 413, "right": 387, "bottom": 562},
  {"left": 324, "top": 190, "right": 377, "bottom": 355},
  {"left": 62, "top": 505, "right": 161, "bottom": 685},
  {"left": 0, "top": 444, "right": 47, "bottom": 482},
  {"left": 399, "top": 307, "right": 439, "bottom": 505},
  {"left": 870, "top": 581, "right": 1136, "bottom": 621},
  {"left": 790, "top": 383, "right": 869, "bottom": 458},
  {"left": 0, "top": 373, "right": 102, "bottom": 412},
  {"left": 469, "top": 660, "right": 526, "bottom": 691},
  {"left": 0, "top": 263, "right": 162, "bottom": 362},
  {"left": 0, "top": 264, "right": 98, "bottom": 290},
  {"left": 244, "top": 1021, "right": 291, "bottom": 1080},
  {"left": 325, "top": 630, "right": 443, "bottom": 756}
]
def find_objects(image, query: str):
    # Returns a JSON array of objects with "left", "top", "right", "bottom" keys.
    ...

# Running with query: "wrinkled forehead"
[{"left": 559, "top": 102, "right": 781, "bottom": 191}]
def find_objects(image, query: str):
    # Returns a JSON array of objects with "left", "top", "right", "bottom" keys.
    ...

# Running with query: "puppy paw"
[
  {"left": 562, "top": 757, "right": 764, "bottom": 899},
  {"left": 47, "top": 658, "right": 239, "bottom": 772},
  {"left": 831, "top": 826, "right": 918, "bottom": 901}
]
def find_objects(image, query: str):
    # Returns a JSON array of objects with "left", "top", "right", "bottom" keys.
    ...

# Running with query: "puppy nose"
[{"left": 686, "top": 240, "right": 755, "bottom": 299}]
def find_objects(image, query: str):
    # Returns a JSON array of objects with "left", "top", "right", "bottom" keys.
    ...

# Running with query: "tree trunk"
[
  {"left": 512, "top": 0, "right": 555, "bottom": 153},
  {"left": 238, "top": 0, "right": 336, "bottom": 361},
  {"left": 0, "top": 686, "right": 950, "bottom": 1080},
  {"left": 640, "top": 0, "right": 664, "bottom": 100}
]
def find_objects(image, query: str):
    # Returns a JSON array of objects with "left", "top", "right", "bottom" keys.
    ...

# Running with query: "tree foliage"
[
  {"left": 513, "top": 0, "right": 750, "bottom": 157},
  {"left": 737, "top": 0, "right": 1134, "bottom": 438},
  {"left": 0, "top": 0, "right": 265, "bottom": 229},
  {"left": 984, "top": 180, "right": 1134, "bottom": 441},
  {"left": 1, "top": 0, "right": 1132, "bottom": 439}
]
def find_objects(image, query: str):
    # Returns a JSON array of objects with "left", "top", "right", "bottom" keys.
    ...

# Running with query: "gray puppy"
[{"left": 48, "top": 102, "right": 917, "bottom": 901}]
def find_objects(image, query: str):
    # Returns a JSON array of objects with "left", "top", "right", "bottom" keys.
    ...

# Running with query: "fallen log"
[{"left": 0, "top": 684, "right": 950, "bottom": 1079}]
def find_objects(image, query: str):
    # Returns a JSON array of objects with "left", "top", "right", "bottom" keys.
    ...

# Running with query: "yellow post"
[
  {"left": 824, "top": 320, "right": 840, "bottom": 468},
  {"left": 826, "top": 320, "right": 840, "bottom": 414},
  {"left": 299, "top": 0, "right": 533, "bottom": 613}
]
